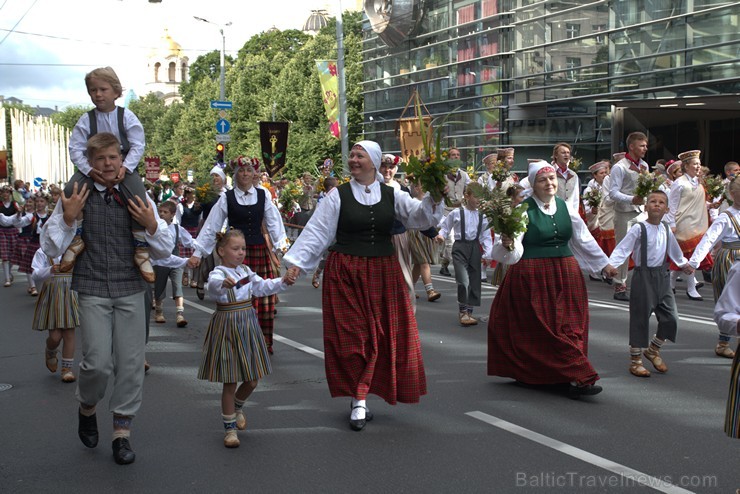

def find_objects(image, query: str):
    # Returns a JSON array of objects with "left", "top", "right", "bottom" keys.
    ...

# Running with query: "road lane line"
[
  {"left": 183, "top": 299, "right": 325, "bottom": 360},
  {"left": 465, "top": 411, "right": 695, "bottom": 494}
]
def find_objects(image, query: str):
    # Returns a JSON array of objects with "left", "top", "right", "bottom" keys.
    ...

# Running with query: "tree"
[
  {"left": 50, "top": 105, "right": 91, "bottom": 130},
  {"left": 178, "top": 50, "right": 234, "bottom": 103}
]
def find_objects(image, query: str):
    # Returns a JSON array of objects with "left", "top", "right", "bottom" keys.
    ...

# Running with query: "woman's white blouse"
[{"left": 283, "top": 179, "right": 444, "bottom": 274}]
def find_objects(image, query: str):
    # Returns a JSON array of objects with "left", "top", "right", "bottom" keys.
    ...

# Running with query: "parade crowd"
[{"left": 2, "top": 67, "right": 738, "bottom": 465}]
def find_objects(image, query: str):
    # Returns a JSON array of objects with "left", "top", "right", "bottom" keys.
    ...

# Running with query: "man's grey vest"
[{"left": 72, "top": 189, "right": 145, "bottom": 297}]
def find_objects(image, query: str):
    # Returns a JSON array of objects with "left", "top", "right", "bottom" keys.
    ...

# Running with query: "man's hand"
[
  {"left": 283, "top": 267, "right": 299, "bottom": 285},
  {"left": 61, "top": 182, "right": 90, "bottom": 227},
  {"left": 682, "top": 264, "right": 695, "bottom": 276},
  {"left": 631, "top": 195, "right": 644, "bottom": 205},
  {"left": 127, "top": 196, "right": 158, "bottom": 235},
  {"left": 188, "top": 255, "right": 201, "bottom": 269}
]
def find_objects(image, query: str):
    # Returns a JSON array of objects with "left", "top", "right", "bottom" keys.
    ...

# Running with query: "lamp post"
[{"left": 193, "top": 16, "right": 231, "bottom": 100}]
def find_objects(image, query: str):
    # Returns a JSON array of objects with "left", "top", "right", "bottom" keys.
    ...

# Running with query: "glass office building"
[{"left": 361, "top": 0, "right": 740, "bottom": 174}]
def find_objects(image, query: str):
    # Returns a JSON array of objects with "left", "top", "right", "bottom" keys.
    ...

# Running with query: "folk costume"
[
  {"left": 152, "top": 222, "right": 193, "bottom": 327},
  {"left": 487, "top": 161, "right": 608, "bottom": 395},
  {"left": 689, "top": 205, "right": 740, "bottom": 358},
  {"left": 193, "top": 159, "right": 287, "bottom": 354},
  {"left": 440, "top": 168, "right": 471, "bottom": 274},
  {"left": 608, "top": 221, "right": 687, "bottom": 377},
  {"left": 283, "top": 140, "right": 443, "bottom": 429},
  {"left": 437, "top": 206, "right": 493, "bottom": 326},
  {"left": 608, "top": 153, "right": 648, "bottom": 295},
  {"left": 41, "top": 187, "right": 173, "bottom": 462},
  {"left": 198, "top": 265, "right": 285, "bottom": 384},
  {"left": 176, "top": 198, "right": 201, "bottom": 260},
  {"left": 15, "top": 211, "right": 49, "bottom": 294},
  {"left": 31, "top": 250, "right": 79, "bottom": 382},
  {"left": 194, "top": 166, "right": 228, "bottom": 296},
  {"left": 0, "top": 193, "right": 19, "bottom": 286},
  {"left": 665, "top": 151, "right": 713, "bottom": 300},
  {"left": 714, "top": 262, "right": 740, "bottom": 438},
  {"left": 554, "top": 161, "right": 581, "bottom": 214}
]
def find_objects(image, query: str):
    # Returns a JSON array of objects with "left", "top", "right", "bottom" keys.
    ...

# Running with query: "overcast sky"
[{"left": 0, "top": 0, "right": 346, "bottom": 110}]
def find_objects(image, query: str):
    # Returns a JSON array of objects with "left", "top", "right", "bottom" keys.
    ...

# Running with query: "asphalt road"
[{"left": 0, "top": 266, "right": 738, "bottom": 493}]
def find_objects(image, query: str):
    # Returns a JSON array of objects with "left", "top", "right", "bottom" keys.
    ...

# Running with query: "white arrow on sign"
[{"left": 216, "top": 118, "right": 231, "bottom": 133}]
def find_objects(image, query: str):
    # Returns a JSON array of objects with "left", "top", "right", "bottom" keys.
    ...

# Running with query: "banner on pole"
[
  {"left": 315, "top": 60, "right": 340, "bottom": 139},
  {"left": 144, "top": 156, "right": 161, "bottom": 184},
  {"left": 259, "top": 121, "right": 289, "bottom": 177}
]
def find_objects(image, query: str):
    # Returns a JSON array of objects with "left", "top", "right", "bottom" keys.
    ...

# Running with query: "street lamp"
[{"left": 193, "top": 16, "right": 232, "bottom": 100}]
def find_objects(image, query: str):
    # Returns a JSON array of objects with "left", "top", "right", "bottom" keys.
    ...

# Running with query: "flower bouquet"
[
  {"left": 568, "top": 157, "right": 582, "bottom": 173},
  {"left": 702, "top": 174, "right": 725, "bottom": 200},
  {"left": 402, "top": 99, "right": 457, "bottom": 204},
  {"left": 583, "top": 188, "right": 602, "bottom": 208},
  {"left": 468, "top": 182, "right": 529, "bottom": 251},
  {"left": 279, "top": 180, "right": 302, "bottom": 221},
  {"left": 488, "top": 160, "right": 511, "bottom": 186},
  {"left": 195, "top": 182, "right": 220, "bottom": 205},
  {"left": 634, "top": 171, "right": 666, "bottom": 199}
]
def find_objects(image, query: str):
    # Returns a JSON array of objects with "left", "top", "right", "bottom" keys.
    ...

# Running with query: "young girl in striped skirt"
[
  {"left": 31, "top": 248, "right": 78, "bottom": 382},
  {"left": 197, "top": 229, "right": 297, "bottom": 448}
]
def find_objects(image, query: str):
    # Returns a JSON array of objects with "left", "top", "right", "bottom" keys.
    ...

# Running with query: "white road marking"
[{"left": 465, "top": 411, "right": 695, "bottom": 494}]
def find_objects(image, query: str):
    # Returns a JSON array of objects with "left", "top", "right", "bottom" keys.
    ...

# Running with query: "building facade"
[{"left": 361, "top": 0, "right": 740, "bottom": 173}]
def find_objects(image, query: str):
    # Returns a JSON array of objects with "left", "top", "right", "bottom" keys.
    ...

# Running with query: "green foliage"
[{"left": 50, "top": 105, "right": 91, "bottom": 130}]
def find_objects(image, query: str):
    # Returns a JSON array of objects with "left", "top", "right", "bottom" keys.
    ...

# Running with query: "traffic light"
[{"left": 216, "top": 143, "right": 225, "bottom": 163}]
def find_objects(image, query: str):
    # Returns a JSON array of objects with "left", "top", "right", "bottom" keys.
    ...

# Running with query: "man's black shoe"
[
  {"left": 439, "top": 265, "right": 451, "bottom": 277},
  {"left": 112, "top": 438, "right": 136, "bottom": 465},
  {"left": 78, "top": 410, "right": 98, "bottom": 448}
]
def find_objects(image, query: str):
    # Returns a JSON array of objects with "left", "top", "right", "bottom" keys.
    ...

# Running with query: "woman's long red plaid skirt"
[
  {"left": 244, "top": 243, "right": 275, "bottom": 348},
  {"left": 322, "top": 251, "right": 426, "bottom": 404},
  {"left": 487, "top": 256, "right": 599, "bottom": 386}
]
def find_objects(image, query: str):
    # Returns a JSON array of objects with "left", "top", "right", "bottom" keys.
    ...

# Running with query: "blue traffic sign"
[
  {"left": 210, "top": 100, "right": 233, "bottom": 109},
  {"left": 216, "top": 119, "right": 231, "bottom": 133}
]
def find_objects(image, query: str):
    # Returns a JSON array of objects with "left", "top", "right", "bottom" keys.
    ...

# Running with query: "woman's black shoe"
[
  {"left": 78, "top": 410, "right": 99, "bottom": 448},
  {"left": 349, "top": 405, "right": 373, "bottom": 431},
  {"left": 568, "top": 384, "right": 603, "bottom": 400}
]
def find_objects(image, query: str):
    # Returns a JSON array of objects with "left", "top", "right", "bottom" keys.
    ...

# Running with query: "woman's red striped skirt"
[
  {"left": 322, "top": 251, "right": 426, "bottom": 404},
  {"left": 488, "top": 256, "right": 599, "bottom": 386}
]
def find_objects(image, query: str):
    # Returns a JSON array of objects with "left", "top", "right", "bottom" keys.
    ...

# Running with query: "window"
[
  {"left": 592, "top": 24, "right": 606, "bottom": 44},
  {"left": 566, "top": 57, "right": 581, "bottom": 80},
  {"left": 565, "top": 23, "right": 581, "bottom": 39},
  {"left": 154, "top": 62, "right": 161, "bottom": 82},
  {"left": 168, "top": 62, "right": 176, "bottom": 82}
]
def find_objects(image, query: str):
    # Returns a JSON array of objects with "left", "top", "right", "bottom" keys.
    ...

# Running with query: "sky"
[{"left": 0, "top": 0, "right": 349, "bottom": 110}]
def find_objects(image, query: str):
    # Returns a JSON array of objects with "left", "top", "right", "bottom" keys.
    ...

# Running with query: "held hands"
[
  {"left": 51, "top": 264, "right": 60, "bottom": 274},
  {"left": 127, "top": 196, "right": 158, "bottom": 234},
  {"left": 681, "top": 264, "right": 695, "bottom": 276},
  {"left": 61, "top": 182, "right": 90, "bottom": 227},
  {"left": 602, "top": 264, "right": 618, "bottom": 279},
  {"left": 434, "top": 235, "right": 445, "bottom": 244},
  {"left": 187, "top": 256, "right": 201, "bottom": 269},
  {"left": 283, "top": 267, "right": 300, "bottom": 286}
]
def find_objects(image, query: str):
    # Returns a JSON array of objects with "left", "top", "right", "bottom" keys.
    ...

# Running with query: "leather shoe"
[
  {"left": 426, "top": 289, "right": 441, "bottom": 302},
  {"left": 112, "top": 438, "right": 136, "bottom": 465},
  {"left": 643, "top": 349, "right": 668, "bottom": 373},
  {"left": 439, "top": 265, "right": 451, "bottom": 277},
  {"left": 349, "top": 405, "right": 373, "bottom": 431},
  {"left": 686, "top": 290, "right": 703, "bottom": 301},
  {"left": 568, "top": 384, "right": 603, "bottom": 399},
  {"left": 613, "top": 291, "right": 629, "bottom": 301},
  {"left": 78, "top": 410, "right": 99, "bottom": 448}
]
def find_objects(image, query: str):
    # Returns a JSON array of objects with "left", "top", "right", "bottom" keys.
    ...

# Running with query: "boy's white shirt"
[
  {"left": 608, "top": 220, "right": 688, "bottom": 268},
  {"left": 151, "top": 222, "right": 193, "bottom": 268}
]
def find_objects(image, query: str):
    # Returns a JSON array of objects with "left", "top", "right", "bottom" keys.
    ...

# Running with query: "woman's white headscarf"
[
  {"left": 353, "top": 140, "right": 384, "bottom": 183},
  {"left": 527, "top": 160, "right": 555, "bottom": 186},
  {"left": 209, "top": 164, "right": 226, "bottom": 183}
]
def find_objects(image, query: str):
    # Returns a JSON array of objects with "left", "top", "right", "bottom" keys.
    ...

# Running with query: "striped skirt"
[
  {"left": 488, "top": 256, "right": 599, "bottom": 386},
  {"left": 711, "top": 243, "right": 740, "bottom": 301},
  {"left": 197, "top": 299, "right": 272, "bottom": 383},
  {"left": 408, "top": 229, "right": 439, "bottom": 265},
  {"left": 322, "top": 252, "right": 426, "bottom": 404},
  {"left": 0, "top": 228, "right": 18, "bottom": 262},
  {"left": 32, "top": 273, "right": 79, "bottom": 330},
  {"left": 725, "top": 345, "right": 740, "bottom": 438}
]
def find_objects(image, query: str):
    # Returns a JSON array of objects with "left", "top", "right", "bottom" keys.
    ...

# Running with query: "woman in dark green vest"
[
  {"left": 284, "top": 140, "right": 445, "bottom": 430},
  {"left": 487, "top": 160, "right": 611, "bottom": 399}
]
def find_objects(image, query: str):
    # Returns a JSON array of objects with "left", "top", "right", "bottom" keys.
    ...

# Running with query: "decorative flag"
[
  {"left": 315, "top": 60, "right": 340, "bottom": 138},
  {"left": 259, "top": 121, "right": 289, "bottom": 177}
]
